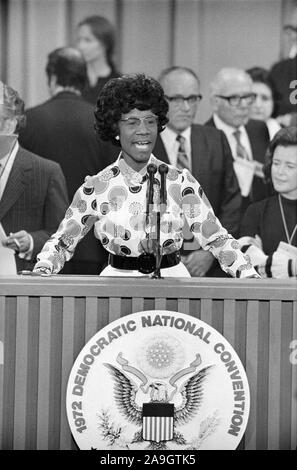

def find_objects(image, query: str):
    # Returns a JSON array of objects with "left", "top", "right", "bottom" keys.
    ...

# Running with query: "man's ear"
[
  {"left": 210, "top": 95, "right": 219, "bottom": 113},
  {"left": 48, "top": 75, "right": 57, "bottom": 95}
]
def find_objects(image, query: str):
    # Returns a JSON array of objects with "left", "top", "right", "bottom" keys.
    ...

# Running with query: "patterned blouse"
[{"left": 35, "top": 154, "right": 256, "bottom": 277}]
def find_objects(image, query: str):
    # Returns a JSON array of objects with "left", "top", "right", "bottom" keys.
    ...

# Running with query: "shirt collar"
[
  {"left": 161, "top": 125, "right": 191, "bottom": 144},
  {"left": 0, "top": 139, "right": 19, "bottom": 167},
  {"left": 213, "top": 113, "right": 245, "bottom": 138}
]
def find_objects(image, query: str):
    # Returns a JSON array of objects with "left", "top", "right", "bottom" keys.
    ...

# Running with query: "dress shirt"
[
  {"left": 213, "top": 114, "right": 253, "bottom": 161},
  {"left": 160, "top": 126, "right": 192, "bottom": 170},
  {"left": 35, "top": 154, "right": 257, "bottom": 278}
]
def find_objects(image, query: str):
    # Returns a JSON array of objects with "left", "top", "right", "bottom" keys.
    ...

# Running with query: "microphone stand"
[{"left": 151, "top": 164, "right": 168, "bottom": 279}]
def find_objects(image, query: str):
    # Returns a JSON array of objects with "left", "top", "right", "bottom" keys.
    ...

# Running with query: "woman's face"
[
  {"left": 271, "top": 145, "right": 297, "bottom": 199},
  {"left": 250, "top": 82, "right": 274, "bottom": 122},
  {"left": 76, "top": 24, "right": 106, "bottom": 63},
  {"left": 118, "top": 108, "right": 158, "bottom": 172}
]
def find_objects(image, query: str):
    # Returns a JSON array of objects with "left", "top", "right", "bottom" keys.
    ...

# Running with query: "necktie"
[
  {"left": 176, "top": 134, "right": 190, "bottom": 171},
  {"left": 233, "top": 130, "right": 250, "bottom": 160}
]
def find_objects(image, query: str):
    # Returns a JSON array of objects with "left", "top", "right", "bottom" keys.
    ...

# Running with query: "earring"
[{"left": 115, "top": 135, "right": 120, "bottom": 141}]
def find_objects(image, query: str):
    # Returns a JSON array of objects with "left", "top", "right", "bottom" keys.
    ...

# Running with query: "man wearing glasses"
[
  {"left": 206, "top": 67, "right": 270, "bottom": 210},
  {"left": 154, "top": 66, "right": 241, "bottom": 277}
]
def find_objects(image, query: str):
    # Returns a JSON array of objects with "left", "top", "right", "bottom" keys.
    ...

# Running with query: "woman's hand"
[{"left": 33, "top": 261, "right": 53, "bottom": 276}]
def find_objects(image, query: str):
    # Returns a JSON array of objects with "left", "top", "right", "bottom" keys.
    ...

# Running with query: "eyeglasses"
[
  {"left": 165, "top": 94, "right": 203, "bottom": 106},
  {"left": 120, "top": 115, "right": 158, "bottom": 129},
  {"left": 215, "top": 94, "right": 256, "bottom": 107}
]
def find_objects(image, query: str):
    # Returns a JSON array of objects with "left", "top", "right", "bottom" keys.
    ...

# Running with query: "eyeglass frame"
[
  {"left": 119, "top": 115, "right": 159, "bottom": 129},
  {"left": 165, "top": 94, "right": 203, "bottom": 106},
  {"left": 215, "top": 93, "right": 257, "bottom": 107}
]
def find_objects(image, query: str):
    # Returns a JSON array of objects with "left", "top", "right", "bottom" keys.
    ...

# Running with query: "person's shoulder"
[
  {"left": 245, "top": 119, "right": 269, "bottom": 137},
  {"left": 18, "top": 146, "right": 62, "bottom": 171},
  {"left": 25, "top": 98, "right": 54, "bottom": 115},
  {"left": 246, "top": 195, "right": 277, "bottom": 214},
  {"left": 270, "top": 56, "right": 297, "bottom": 73},
  {"left": 192, "top": 122, "right": 224, "bottom": 138}
]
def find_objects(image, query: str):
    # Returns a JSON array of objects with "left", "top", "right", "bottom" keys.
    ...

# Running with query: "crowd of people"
[{"left": 0, "top": 14, "right": 296, "bottom": 279}]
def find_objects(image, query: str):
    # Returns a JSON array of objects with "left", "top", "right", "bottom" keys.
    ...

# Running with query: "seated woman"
[
  {"left": 246, "top": 66, "right": 281, "bottom": 140},
  {"left": 239, "top": 127, "right": 297, "bottom": 278},
  {"left": 33, "top": 73, "right": 258, "bottom": 278}
]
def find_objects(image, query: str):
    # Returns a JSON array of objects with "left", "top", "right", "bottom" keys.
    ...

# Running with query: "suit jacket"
[
  {"left": 154, "top": 124, "right": 241, "bottom": 237},
  {"left": 269, "top": 57, "right": 297, "bottom": 116},
  {"left": 0, "top": 147, "right": 68, "bottom": 272},
  {"left": 204, "top": 117, "right": 271, "bottom": 204},
  {"left": 19, "top": 91, "right": 118, "bottom": 273}
]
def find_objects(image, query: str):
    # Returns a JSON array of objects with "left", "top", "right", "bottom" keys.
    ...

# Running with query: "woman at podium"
[{"left": 33, "top": 74, "right": 258, "bottom": 278}]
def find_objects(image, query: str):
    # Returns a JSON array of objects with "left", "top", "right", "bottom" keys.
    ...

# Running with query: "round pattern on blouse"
[
  {"left": 123, "top": 229, "right": 131, "bottom": 241},
  {"left": 129, "top": 185, "right": 142, "bottom": 194},
  {"left": 186, "top": 171, "right": 196, "bottom": 184},
  {"left": 111, "top": 166, "right": 120, "bottom": 177},
  {"left": 94, "top": 179, "right": 109, "bottom": 194},
  {"left": 167, "top": 168, "right": 179, "bottom": 181},
  {"left": 231, "top": 240, "right": 240, "bottom": 249},
  {"left": 99, "top": 169, "right": 114, "bottom": 181},
  {"left": 201, "top": 219, "right": 221, "bottom": 238},
  {"left": 182, "top": 194, "right": 201, "bottom": 218},
  {"left": 100, "top": 202, "right": 110, "bottom": 215},
  {"left": 83, "top": 186, "right": 94, "bottom": 196},
  {"left": 190, "top": 222, "right": 201, "bottom": 233},
  {"left": 101, "top": 234, "right": 109, "bottom": 245},
  {"left": 182, "top": 187, "right": 195, "bottom": 197},
  {"left": 59, "top": 233, "right": 75, "bottom": 248},
  {"left": 162, "top": 239, "right": 174, "bottom": 249},
  {"left": 129, "top": 202, "right": 143, "bottom": 215},
  {"left": 218, "top": 250, "right": 237, "bottom": 267},
  {"left": 65, "top": 220, "right": 81, "bottom": 238},
  {"left": 91, "top": 199, "right": 97, "bottom": 210},
  {"left": 108, "top": 186, "right": 128, "bottom": 211},
  {"left": 168, "top": 184, "right": 182, "bottom": 205},
  {"left": 198, "top": 186, "right": 204, "bottom": 198},
  {"left": 120, "top": 245, "right": 131, "bottom": 255},
  {"left": 210, "top": 237, "right": 228, "bottom": 248},
  {"left": 65, "top": 208, "right": 73, "bottom": 219}
]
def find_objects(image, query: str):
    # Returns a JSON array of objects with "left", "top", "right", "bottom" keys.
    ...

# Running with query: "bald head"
[
  {"left": 210, "top": 68, "right": 254, "bottom": 129},
  {"left": 158, "top": 66, "right": 201, "bottom": 133}
]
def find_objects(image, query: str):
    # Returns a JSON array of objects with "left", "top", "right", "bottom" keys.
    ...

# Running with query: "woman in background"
[
  {"left": 76, "top": 15, "right": 120, "bottom": 104},
  {"left": 239, "top": 127, "right": 297, "bottom": 278},
  {"left": 246, "top": 67, "right": 281, "bottom": 139}
]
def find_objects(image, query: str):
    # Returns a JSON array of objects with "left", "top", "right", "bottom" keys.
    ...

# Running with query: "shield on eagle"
[{"left": 142, "top": 402, "right": 174, "bottom": 442}]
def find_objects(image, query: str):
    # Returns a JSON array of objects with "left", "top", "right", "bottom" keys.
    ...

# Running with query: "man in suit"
[
  {"left": 205, "top": 67, "right": 270, "bottom": 209},
  {"left": 0, "top": 81, "right": 68, "bottom": 272},
  {"left": 154, "top": 66, "right": 241, "bottom": 277},
  {"left": 19, "top": 47, "right": 118, "bottom": 274}
]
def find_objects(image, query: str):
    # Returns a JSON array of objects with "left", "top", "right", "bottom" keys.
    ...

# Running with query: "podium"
[{"left": 0, "top": 275, "right": 296, "bottom": 450}]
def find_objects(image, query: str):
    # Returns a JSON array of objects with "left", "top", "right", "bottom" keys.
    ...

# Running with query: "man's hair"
[
  {"left": 0, "top": 81, "right": 26, "bottom": 131},
  {"left": 263, "top": 126, "right": 297, "bottom": 184},
  {"left": 158, "top": 66, "right": 200, "bottom": 87},
  {"left": 46, "top": 47, "right": 87, "bottom": 92}
]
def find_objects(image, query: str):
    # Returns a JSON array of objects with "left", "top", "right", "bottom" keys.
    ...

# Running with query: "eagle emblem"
[{"left": 104, "top": 358, "right": 213, "bottom": 449}]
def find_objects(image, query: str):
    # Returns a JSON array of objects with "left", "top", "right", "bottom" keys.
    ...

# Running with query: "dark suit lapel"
[
  {"left": 190, "top": 125, "right": 209, "bottom": 177},
  {"left": 0, "top": 148, "right": 32, "bottom": 221},
  {"left": 153, "top": 135, "right": 170, "bottom": 164}
]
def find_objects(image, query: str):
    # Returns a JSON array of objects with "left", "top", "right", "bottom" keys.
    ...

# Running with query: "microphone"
[
  {"left": 158, "top": 164, "right": 169, "bottom": 206},
  {"left": 146, "top": 163, "right": 157, "bottom": 224}
]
